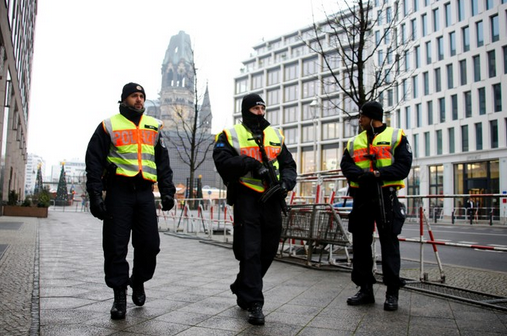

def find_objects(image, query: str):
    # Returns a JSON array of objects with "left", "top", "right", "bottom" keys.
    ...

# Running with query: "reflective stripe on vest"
[
  {"left": 224, "top": 124, "right": 284, "bottom": 192},
  {"left": 103, "top": 114, "right": 162, "bottom": 182},
  {"left": 347, "top": 127, "right": 405, "bottom": 189}
]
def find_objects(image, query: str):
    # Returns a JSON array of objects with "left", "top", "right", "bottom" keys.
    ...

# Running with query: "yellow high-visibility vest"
[
  {"left": 103, "top": 114, "right": 162, "bottom": 182},
  {"left": 346, "top": 127, "right": 405, "bottom": 189},
  {"left": 223, "top": 124, "right": 284, "bottom": 192}
]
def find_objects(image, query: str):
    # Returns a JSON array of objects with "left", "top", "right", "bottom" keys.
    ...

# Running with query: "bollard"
[
  {"left": 490, "top": 209, "right": 493, "bottom": 226},
  {"left": 451, "top": 209, "right": 455, "bottom": 224}
]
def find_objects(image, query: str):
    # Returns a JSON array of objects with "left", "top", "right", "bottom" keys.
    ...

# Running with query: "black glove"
[
  {"left": 161, "top": 195, "right": 175, "bottom": 211},
  {"left": 358, "top": 172, "right": 376, "bottom": 186},
  {"left": 280, "top": 181, "right": 288, "bottom": 198},
  {"left": 89, "top": 192, "right": 108, "bottom": 220},
  {"left": 256, "top": 165, "right": 270, "bottom": 179}
]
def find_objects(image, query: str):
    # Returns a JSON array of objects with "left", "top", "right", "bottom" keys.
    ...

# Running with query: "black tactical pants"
[
  {"left": 103, "top": 179, "right": 160, "bottom": 289},
  {"left": 349, "top": 188, "right": 405, "bottom": 289},
  {"left": 231, "top": 188, "right": 282, "bottom": 307}
]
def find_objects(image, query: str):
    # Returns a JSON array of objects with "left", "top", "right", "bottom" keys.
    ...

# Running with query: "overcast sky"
[{"left": 27, "top": 0, "right": 336, "bottom": 170}]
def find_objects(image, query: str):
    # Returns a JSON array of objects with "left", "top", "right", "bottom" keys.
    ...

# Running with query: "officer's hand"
[
  {"left": 280, "top": 181, "right": 288, "bottom": 199},
  {"left": 161, "top": 195, "right": 175, "bottom": 211},
  {"left": 358, "top": 172, "right": 376, "bottom": 186},
  {"left": 90, "top": 192, "right": 108, "bottom": 220},
  {"left": 256, "top": 165, "right": 269, "bottom": 179}
]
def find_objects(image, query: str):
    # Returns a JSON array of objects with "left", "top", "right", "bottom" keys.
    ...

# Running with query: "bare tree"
[
  {"left": 165, "top": 48, "right": 214, "bottom": 202},
  {"left": 306, "top": 0, "right": 414, "bottom": 118}
]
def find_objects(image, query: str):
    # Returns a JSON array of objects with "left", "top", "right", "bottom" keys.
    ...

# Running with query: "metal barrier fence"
[{"left": 278, "top": 203, "right": 352, "bottom": 267}]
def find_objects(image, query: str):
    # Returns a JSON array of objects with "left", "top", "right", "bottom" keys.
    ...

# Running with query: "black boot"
[
  {"left": 110, "top": 288, "right": 127, "bottom": 320},
  {"left": 247, "top": 303, "right": 265, "bottom": 325},
  {"left": 129, "top": 278, "right": 146, "bottom": 306},
  {"left": 384, "top": 288, "right": 399, "bottom": 311},
  {"left": 347, "top": 284, "right": 375, "bottom": 305}
]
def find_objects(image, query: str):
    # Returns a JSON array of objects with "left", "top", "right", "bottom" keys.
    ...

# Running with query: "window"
[
  {"left": 378, "top": 50, "right": 384, "bottom": 65},
  {"left": 283, "top": 127, "right": 298, "bottom": 145},
  {"left": 284, "top": 85, "right": 298, "bottom": 102},
  {"left": 444, "top": 2, "right": 452, "bottom": 27},
  {"left": 302, "top": 80, "right": 317, "bottom": 98},
  {"left": 473, "top": 55, "right": 481, "bottom": 82},
  {"left": 252, "top": 73, "right": 264, "bottom": 89},
  {"left": 435, "top": 68, "right": 442, "bottom": 92},
  {"left": 460, "top": 59, "right": 467, "bottom": 85},
  {"left": 475, "top": 122, "right": 483, "bottom": 150},
  {"left": 476, "top": 21, "right": 484, "bottom": 47},
  {"left": 427, "top": 101, "right": 434, "bottom": 125},
  {"left": 412, "top": 75, "right": 418, "bottom": 98},
  {"left": 462, "top": 26, "right": 470, "bottom": 52},
  {"left": 461, "top": 125, "right": 469, "bottom": 152},
  {"left": 439, "top": 97, "right": 446, "bottom": 122},
  {"left": 267, "top": 68, "right": 280, "bottom": 85},
  {"left": 465, "top": 91, "right": 472, "bottom": 118},
  {"left": 413, "top": 0, "right": 419, "bottom": 12},
  {"left": 423, "top": 72, "right": 429, "bottom": 95},
  {"left": 490, "top": 120, "right": 498, "bottom": 148},
  {"left": 491, "top": 15, "right": 499, "bottom": 42},
  {"left": 426, "top": 41, "right": 432, "bottom": 64},
  {"left": 302, "top": 124, "right": 316, "bottom": 143},
  {"left": 457, "top": 0, "right": 465, "bottom": 21},
  {"left": 504, "top": 46, "right": 507, "bottom": 74},
  {"left": 267, "top": 89, "right": 280, "bottom": 105},
  {"left": 433, "top": 9, "right": 440, "bottom": 32},
  {"left": 235, "top": 78, "right": 248, "bottom": 94},
  {"left": 446, "top": 63, "right": 454, "bottom": 89},
  {"left": 493, "top": 83, "right": 502, "bottom": 112},
  {"left": 436, "top": 130, "right": 443, "bottom": 155},
  {"left": 437, "top": 36, "right": 444, "bottom": 60},
  {"left": 284, "top": 63, "right": 299, "bottom": 81},
  {"left": 449, "top": 31, "right": 456, "bottom": 56},
  {"left": 411, "top": 18, "right": 417, "bottom": 40},
  {"left": 401, "top": 24, "right": 406, "bottom": 44},
  {"left": 488, "top": 50, "right": 496, "bottom": 78},
  {"left": 448, "top": 127, "right": 455, "bottom": 153},
  {"left": 322, "top": 144, "right": 340, "bottom": 170},
  {"left": 424, "top": 132, "right": 430, "bottom": 156},
  {"left": 405, "top": 106, "right": 411, "bottom": 129},
  {"left": 415, "top": 45, "right": 420, "bottom": 67},
  {"left": 413, "top": 134, "right": 419, "bottom": 158},
  {"left": 486, "top": 0, "right": 494, "bottom": 10},
  {"left": 471, "top": 0, "right": 478, "bottom": 16},
  {"left": 267, "top": 109, "right": 280, "bottom": 125},
  {"left": 452, "top": 94, "right": 458, "bottom": 120},
  {"left": 386, "top": 6, "right": 392, "bottom": 23},
  {"left": 478, "top": 87, "right": 486, "bottom": 115},
  {"left": 322, "top": 121, "right": 339, "bottom": 140},
  {"left": 303, "top": 57, "right": 318, "bottom": 76},
  {"left": 422, "top": 14, "right": 428, "bottom": 36},
  {"left": 416, "top": 103, "right": 422, "bottom": 127},
  {"left": 283, "top": 105, "right": 298, "bottom": 123},
  {"left": 404, "top": 51, "right": 410, "bottom": 71}
]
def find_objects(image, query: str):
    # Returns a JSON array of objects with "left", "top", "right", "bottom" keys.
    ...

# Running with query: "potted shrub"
[{"left": 3, "top": 189, "right": 49, "bottom": 218}]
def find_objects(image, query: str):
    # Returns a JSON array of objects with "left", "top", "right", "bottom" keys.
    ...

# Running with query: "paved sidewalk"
[{"left": 0, "top": 210, "right": 506, "bottom": 335}]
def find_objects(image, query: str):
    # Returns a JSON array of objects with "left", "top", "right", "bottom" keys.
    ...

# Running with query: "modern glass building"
[
  {"left": 0, "top": 0, "right": 38, "bottom": 204},
  {"left": 233, "top": 0, "right": 507, "bottom": 220}
]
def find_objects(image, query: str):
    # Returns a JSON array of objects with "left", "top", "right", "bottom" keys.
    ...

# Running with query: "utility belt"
[{"left": 106, "top": 173, "right": 154, "bottom": 191}]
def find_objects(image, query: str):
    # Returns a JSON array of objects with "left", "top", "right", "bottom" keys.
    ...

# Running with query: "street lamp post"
[{"left": 309, "top": 99, "right": 320, "bottom": 173}]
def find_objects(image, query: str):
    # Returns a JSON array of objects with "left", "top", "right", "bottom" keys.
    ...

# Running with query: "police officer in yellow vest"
[
  {"left": 340, "top": 101, "right": 412, "bottom": 312},
  {"left": 213, "top": 93, "right": 297, "bottom": 325},
  {"left": 85, "top": 82, "right": 176, "bottom": 320}
]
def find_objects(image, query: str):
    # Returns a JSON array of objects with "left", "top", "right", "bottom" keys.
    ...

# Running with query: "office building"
[
  {"left": 233, "top": 0, "right": 506, "bottom": 218},
  {"left": 0, "top": 0, "right": 37, "bottom": 204}
]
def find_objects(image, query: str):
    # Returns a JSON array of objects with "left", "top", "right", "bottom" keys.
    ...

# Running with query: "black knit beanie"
[
  {"left": 120, "top": 82, "right": 146, "bottom": 102},
  {"left": 360, "top": 101, "right": 383, "bottom": 121},
  {"left": 241, "top": 93, "right": 265, "bottom": 113},
  {"left": 241, "top": 93, "right": 267, "bottom": 133}
]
